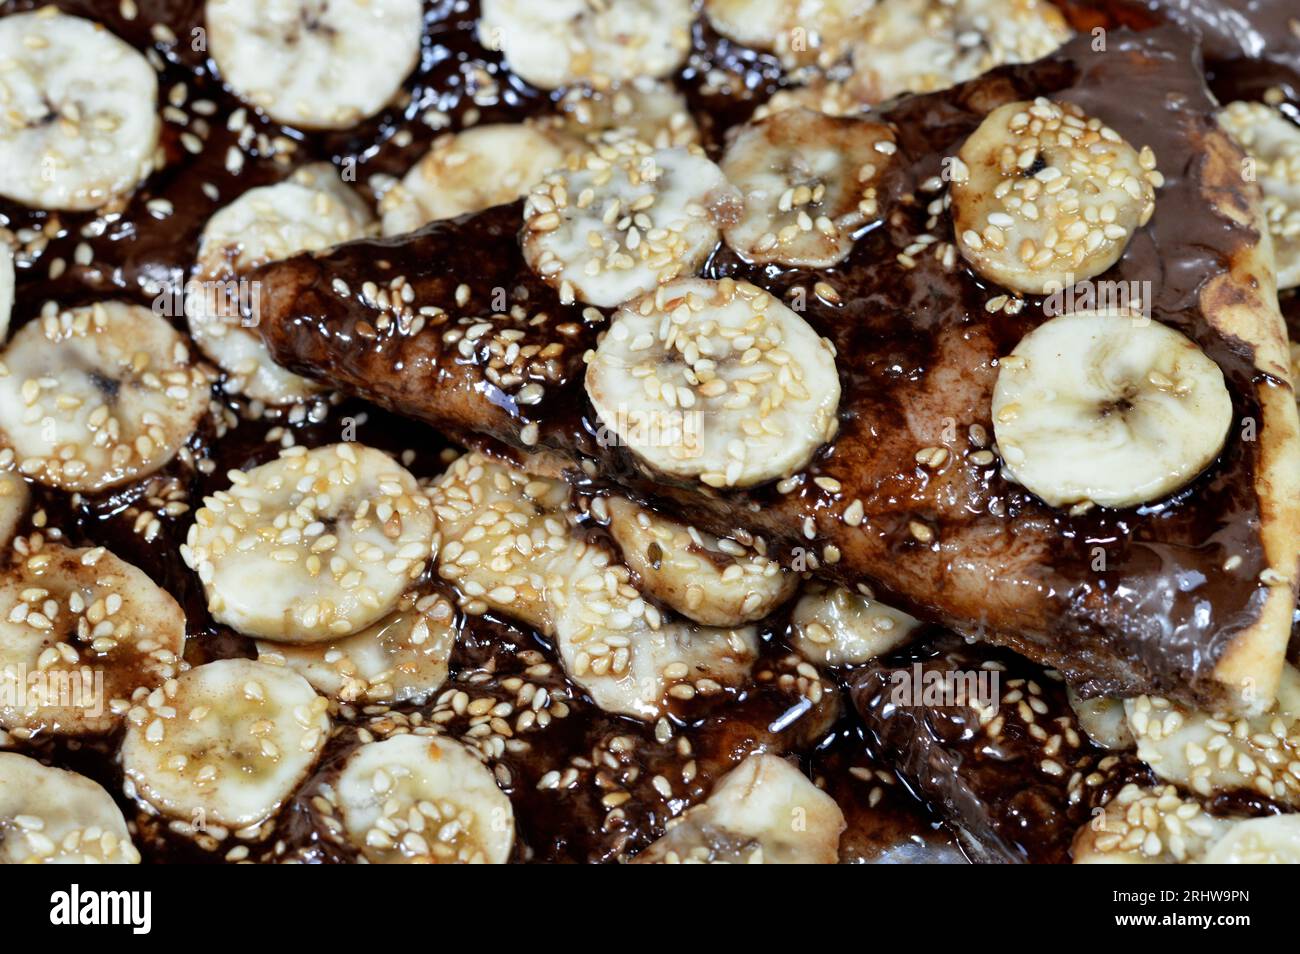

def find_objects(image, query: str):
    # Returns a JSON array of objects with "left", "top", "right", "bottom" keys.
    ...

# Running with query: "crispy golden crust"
[{"left": 1200, "top": 126, "right": 1300, "bottom": 712}]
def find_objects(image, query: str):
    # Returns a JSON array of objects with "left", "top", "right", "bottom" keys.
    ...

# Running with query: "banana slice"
[
  {"left": 1065, "top": 688, "right": 1133, "bottom": 750},
  {"left": 634, "top": 753, "right": 845, "bottom": 863},
  {"left": 719, "top": 108, "right": 894, "bottom": 269},
  {"left": 991, "top": 310, "right": 1233, "bottom": 509},
  {"left": 380, "top": 124, "right": 577, "bottom": 237},
  {"left": 1072, "top": 784, "right": 1229, "bottom": 864},
  {"left": 849, "top": 0, "right": 1071, "bottom": 104},
  {"left": 206, "top": 0, "right": 423, "bottom": 130},
  {"left": 0, "top": 302, "right": 209, "bottom": 493},
  {"left": 1123, "top": 665, "right": 1300, "bottom": 806},
  {"left": 427, "top": 453, "right": 575, "bottom": 632},
  {"left": 606, "top": 496, "right": 796, "bottom": 626},
  {"left": 704, "top": 0, "right": 872, "bottom": 68},
  {"left": 0, "top": 471, "right": 27, "bottom": 552},
  {"left": 586, "top": 277, "right": 841, "bottom": 488},
  {"left": 554, "top": 79, "right": 700, "bottom": 149},
  {"left": 257, "top": 588, "right": 456, "bottom": 705},
  {"left": 120, "top": 658, "right": 330, "bottom": 829},
  {"left": 951, "top": 98, "right": 1160, "bottom": 295},
  {"left": 479, "top": 0, "right": 693, "bottom": 91},
  {"left": 0, "top": 752, "right": 139, "bottom": 863},
  {"left": 188, "top": 163, "right": 374, "bottom": 404},
  {"left": 1217, "top": 101, "right": 1300, "bottom": 290},
  {"left": 0, "top": 9, "right": 160, "bottom": 211},
  {"left": 182, "top": 444, "right": 435, "bottom": 643},
  {"left": 789, "top": 582, "right": 919, "bottom": 667},
  {"left": 1203, "top": 814, "right": 1300, "bottom": 864},
  {"left": 334, "top": 734, "right": 514, "bottom": 864},
  {"left": 0, "top": 542, "right": 186, "bottom": 736},
  {"left": 547, "top": 540, "right": 760, "bottom": 720},
  {"left": 522, "top": 144, "right": 742, "bottom": 308},
  {"left": 0, "top": 240, "right": 13, "bottom": 342}
]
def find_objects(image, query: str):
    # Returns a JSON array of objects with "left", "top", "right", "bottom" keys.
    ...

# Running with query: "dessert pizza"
[{"left": 0, "top": 0, "right": 1298, "bottom": 865}]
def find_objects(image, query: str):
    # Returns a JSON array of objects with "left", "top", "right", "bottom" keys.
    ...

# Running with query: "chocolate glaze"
[
  {"left": 255, "top": 23, "right": 1277, "bottom": 709},
  {"left": 2, "top": 0, "right": 1297, "bottom": 864}
]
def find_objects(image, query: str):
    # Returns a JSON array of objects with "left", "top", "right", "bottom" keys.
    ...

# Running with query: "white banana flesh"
[
  {"left": 1065, "top": 687, "right": 1133, "bottom": 750},
  {"left": 120, "top": 658, "right": 330, "bottom": 829},
  {"left": 585, "top": 277, "right": 841, "bottom": 488},
  {"left": 546, "top": 540, "right": 760, "bottom": 720},
  {"left": 0, "top": 542, "right": 186, "bottom": 736},
  {"left": 522, "top": 144, "right": 741, "bottom": 308},
  {"left": 380, "top": 124, "right": 577, "bottom": 236},
  {"left": 1123, "top": 664, "right": 1300, "bottom": 806},
  {"left": 703, "top": 0, "right": 874, "bottom": 68},
  {"left": 554, "top": 79, "right": 699, "bottom": 150},
  {"left": 0, "top": 9, "right": 159, "bottom": 211},
  {"left": 0, "top": 240, "right": 12, "bottom": 342},
  {"left": 334, "top": 734, "right": 514, "bottom": 864},
  {"left": 789, "top": 582, "right": 919, "bottom": 667},
  {"left": 1073, "top": 783, "right": 1300, "bottom": 864},
  {"left": 720, "top": 107, "right": 894, "bottom": 268},
  {"left": 1217, "top": 100, "right": 1300, "bottom": 289},
  {"left": 635, "top": 753, "right": 845, "bottom": 863},
  {"left": 0, "top": 752, "right": 139, "bottom": 863},
  {"left": 427, "top": 452, "right": 576, "bottom": 632},
  {"left": 258, "top": 588, "right": 456, "bottom": 705},
  {"left": 991, "top": 309, "right": 1233, "bottom": 509},
  {"left": 479, "top": 0, "right": 693, "bottom": 91},
  {"left": 606, "top": 496, "right": 796, "bottom": 627},
  {"left": 188, "top": 163, "right": 374, "bottom": 404},
  {"left": 0, "top": 471, "right": 28, "bottom": 552},
  {"left": 206, "top": 0, "right": 424, "bottom": 130},
  {"left": 182, "top": 444, "right": 435, "bottom": 643},
  {"left": 849, "top": 0, "right": 1071, "bottom": 104},
  {"left": 951, "top": 98, "right": 1160, "bottom": 294},
  {"left": 0, "top": 302, "right": 209, "bottom": 493}
]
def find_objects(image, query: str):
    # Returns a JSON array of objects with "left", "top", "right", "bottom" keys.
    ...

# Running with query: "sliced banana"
[
  {"left": 0, "top": 9, "right": 160, "bottom": 211},
  {"left": 606, "top": 496, "right": 796, "bottom": 626},
  {"left": 1065, "top": 688, "right": 1133, "bottom": 750},
  {"left": 1203, "top": 814, "right": 1300, "bottom": 864},
  {"left": 547, "top": 540, "right": 760, "bottom": 720},
  {"left": 554, "top": 79, "right": 700, "bottom": 150},
  {"left": 206, "top": 0, "right": 423, "bottom": 130},
  {"left": 258, "top": 588, "right": 455, "bottom": 705},
  {"left": 188, "top": 162, "right": 374, "bottom": 404},
  {"left": 849, "top": 0, "right": 1071, "bottom": 104},
  {"left": 991, "top": 310, "right": 1233, "bottom": 509},
  {"left": 380, "top": 124, "right": 576, "bottom": 237},
  {"left": 334, "top": 734, "right": 514, "bottom": 864},
  {"left": 634, "top": 753, "right": 845, "bottom": 863},
  {"left": 1123, "top": 665, "right": 1300, "bottom": 806},
  {"left": 704, "top": 0, "right": 872, "bottom": 68},
  {"left": 0, "top": 302, "right": 209, "bottom": 493},
  {"left": 789, "top": 582, "right": 919, "bottom": 667},
  {"left": 120, "top": 658, "right": 330, "bottom": 829},
  {"left": 1072, "top": 784, "right": 1229, "bottom": 864},
  {"left": 0, "top": 752, "right": 139, "bottom": 864},
  {"left": 0, "top": 542, "right": 186, "bottom": 736},
  {"left": 1217, "top": 101, "right": 1300, "bottom": 290},
  {"left": 951, "top": 98, "right": 1160, "bottom": 294},
  {"left": 427, "top": 452, "right": 575, "bottom": 632},
  {"left": 182, "top": 444, "right": 435, "bottom": 643},
  {"left": 479, "top": 0, "right": 693, "bottom": 91},
  {"left": 522, "top": 143, "right": 742, "bottom": 308},
  {"left": 0, "top": 471, "right": 27, "bottom": 552},
  {"left": 720, "top": 107, "right": 894, "bottom": 269},
  {"left": 586, "top": 277, "right": 841, "bottom": 488},
  {"left": 0, "top": 240, "right": 13, "bottom": 342}
]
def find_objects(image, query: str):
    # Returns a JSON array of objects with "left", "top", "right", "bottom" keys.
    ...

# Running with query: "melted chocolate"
[{"left": 254, "top": 24, "right": 1275, "bottom": 709}]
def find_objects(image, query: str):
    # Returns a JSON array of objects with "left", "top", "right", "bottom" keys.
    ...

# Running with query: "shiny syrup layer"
[{"left": 0, "top": 0, "right": 1295, "bottom": 863}]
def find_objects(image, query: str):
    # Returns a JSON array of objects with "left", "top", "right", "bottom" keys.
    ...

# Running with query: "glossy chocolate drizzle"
[{"left": 1, "top": 0, "right": 1297, "bottom": 863}]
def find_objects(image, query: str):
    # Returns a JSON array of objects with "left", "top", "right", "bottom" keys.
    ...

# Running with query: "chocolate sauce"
[
  {"left": 2, "top": 0, "right": 1297, "bottom": 864},
  {"left": 255, "top": 22, "right": 1276, "bottom": 710}
]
